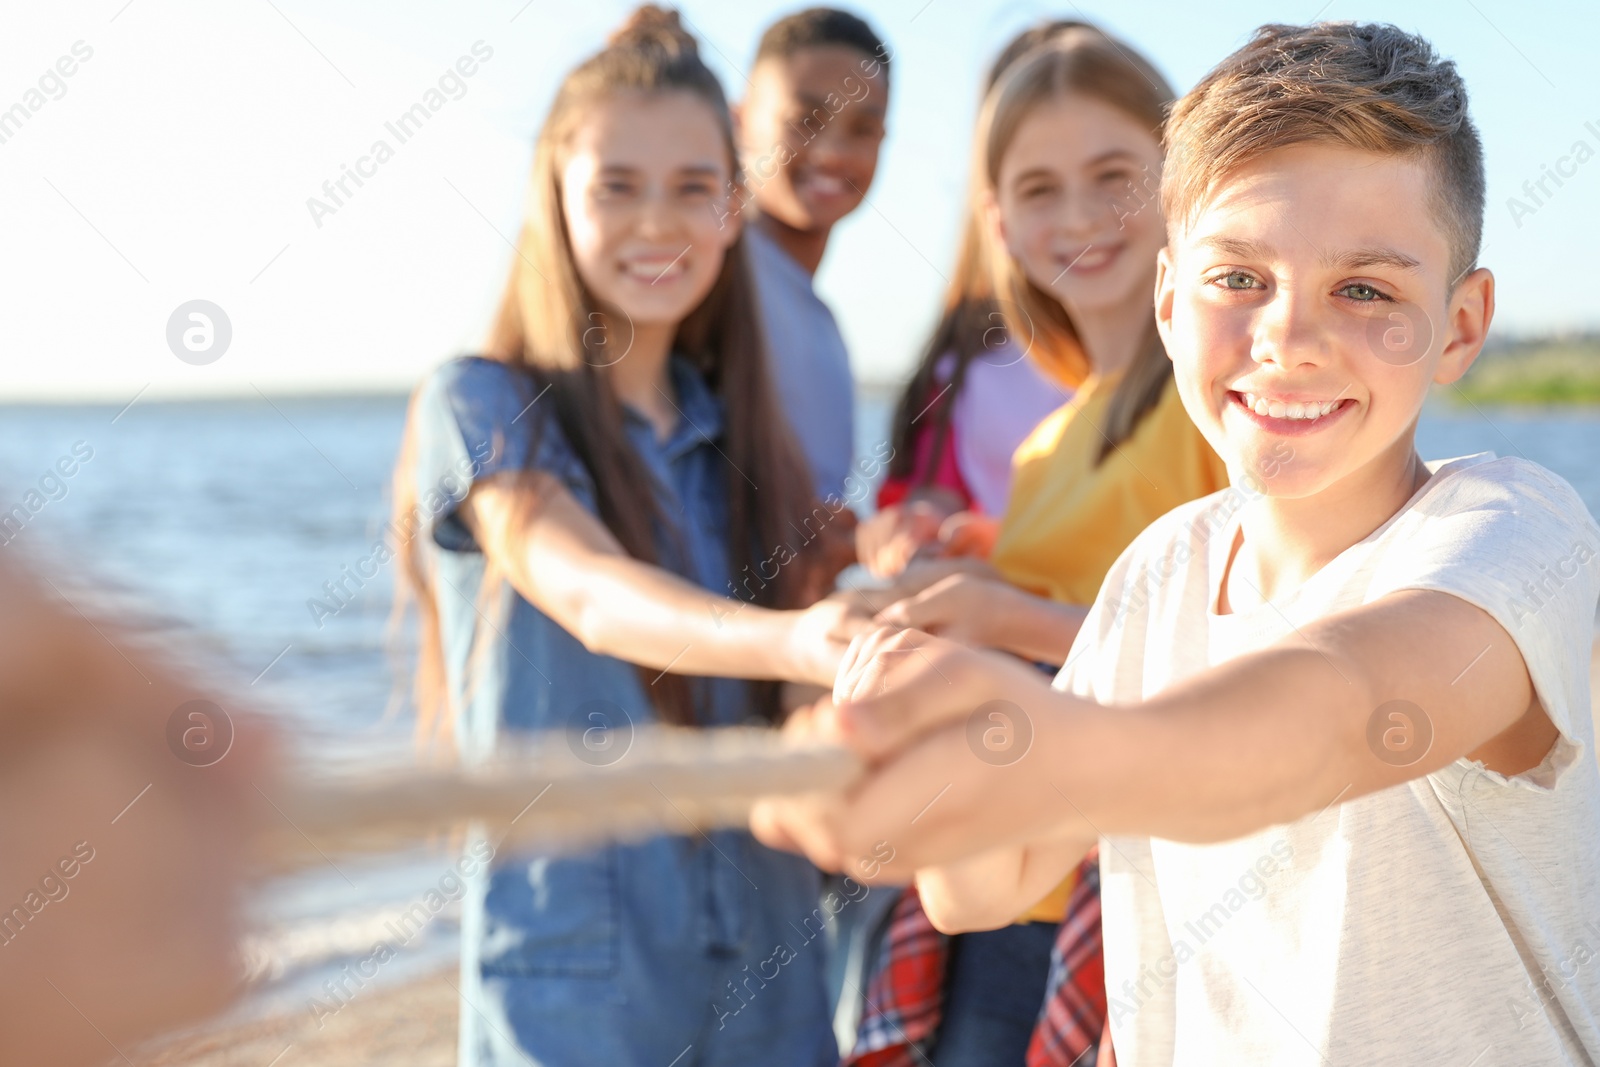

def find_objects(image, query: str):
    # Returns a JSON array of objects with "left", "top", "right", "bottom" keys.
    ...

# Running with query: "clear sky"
[{"left": 3, "top": 0, "right": 1596, "bottom": 400}]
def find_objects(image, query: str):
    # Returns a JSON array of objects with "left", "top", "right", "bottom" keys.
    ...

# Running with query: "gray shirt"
[{"left": 746, "top": 223, "right": 855, "bottom": 502}]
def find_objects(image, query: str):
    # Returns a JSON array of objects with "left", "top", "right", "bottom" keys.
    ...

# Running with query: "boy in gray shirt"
[{"left": 734, "top": 8, "right": 890, "bottom": 503}]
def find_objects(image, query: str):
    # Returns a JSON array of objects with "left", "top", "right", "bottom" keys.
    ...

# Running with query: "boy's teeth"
[{"left": 1241, "top": 393, "right": 1337, "bottom": 420}]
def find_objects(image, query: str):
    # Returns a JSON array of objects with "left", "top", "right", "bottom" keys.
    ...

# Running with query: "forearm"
[
  {"left": 562, "top": 553, "right": 800, "bottom": 680},
  {"left": 466, "top": 477, "right": 824, "bottom": 682},
  {"left": 987, "top": 591, "right": 1087, "bottom": 665},
  {"left": 863, "top": 556, "right": 999, "bottom": 607},
  {"left": 1050, "top": 645, "right": 1367, "bottom": 844},
  {"left": 840, "top": 645, "right": 1364, "bottom": 871},
  {"left": 792, "top": 592, "right": 1529, "bottom": 892}
]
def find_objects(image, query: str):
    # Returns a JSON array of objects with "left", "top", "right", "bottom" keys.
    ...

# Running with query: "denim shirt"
[{"left": 413, "top": 356, "right": 837, "bottom": 1067}]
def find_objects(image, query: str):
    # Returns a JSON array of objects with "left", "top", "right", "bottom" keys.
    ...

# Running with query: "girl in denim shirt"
[{"left": 389, "top": 8, "right": 862, "bottom": 1064}]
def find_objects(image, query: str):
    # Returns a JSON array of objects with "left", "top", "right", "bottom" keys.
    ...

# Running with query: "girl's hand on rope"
[{"left": 855, "top": 496, "right": 961, "bottom": 579}]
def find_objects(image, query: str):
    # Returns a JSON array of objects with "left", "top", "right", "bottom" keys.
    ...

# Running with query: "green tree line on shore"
[{"left": 1450, "top": 332, "right": 1600, "bottom": 406}]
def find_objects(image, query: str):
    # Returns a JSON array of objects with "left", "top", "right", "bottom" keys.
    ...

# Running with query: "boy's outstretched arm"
[
  {"left": 1112, "top": 585, "right": 1544, "bottom": 841},
  {"left": 754, "top": 586, "right": 1544, "bottom": 904}
]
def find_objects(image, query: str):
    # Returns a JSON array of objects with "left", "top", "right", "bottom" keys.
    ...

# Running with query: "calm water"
[{"left": 2, "top": 389, "right": 1598, "bottom": 1019}]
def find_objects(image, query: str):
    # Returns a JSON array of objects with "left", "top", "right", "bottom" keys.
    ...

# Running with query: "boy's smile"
[
  {"left": 1156, "top": 142, "right": 1490, "bottom": 500},
  {"left": 738, "top": 45, "right": 888, "bottom": 234},
  {"left": 1225, "top": 388, "right": 1355, "bottom": 436}
]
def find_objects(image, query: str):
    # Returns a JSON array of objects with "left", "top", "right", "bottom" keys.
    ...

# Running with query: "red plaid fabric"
[
  {"left": 1026, "top": 849, "right": 1105, "bottom": 1066},
  {"left": 845, "top": 885, "right": 948, "bottom": 1067},
  {"left": 845, "top": 849, "right": 1106, "bottom": 1067}
]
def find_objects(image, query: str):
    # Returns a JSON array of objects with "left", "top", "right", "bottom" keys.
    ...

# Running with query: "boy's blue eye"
[
  {"left": 1339, "top": 282, "right": 1390, "bottom": 302},
  {"left": 1222, "top": 271, "right": 1257, "bottom": 290}
]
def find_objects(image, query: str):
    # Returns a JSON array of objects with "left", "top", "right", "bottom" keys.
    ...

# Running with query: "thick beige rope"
[{"left": 262, "top": 726, "right": 860, "bottom": 870}]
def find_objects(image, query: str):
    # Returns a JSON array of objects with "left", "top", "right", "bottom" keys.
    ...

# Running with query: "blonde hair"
[
  {"left": 976, "top": 26, "right": 1176, "bottom": 463},
  {"left": 1163, "top": 21, "right": 1484, "bottom": 283},
  {"left": 884, "top": 21, "right": 1101, "bottom": 489}
]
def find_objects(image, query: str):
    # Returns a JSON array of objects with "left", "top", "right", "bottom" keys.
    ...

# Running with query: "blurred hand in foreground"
[{"left": 0, "top": 561, "right": 280, "bottom": 1067}]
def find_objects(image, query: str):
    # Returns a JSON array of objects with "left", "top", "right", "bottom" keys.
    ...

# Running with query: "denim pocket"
[{"left": 481, "top": 847, "right": 619, "bottom": 977}]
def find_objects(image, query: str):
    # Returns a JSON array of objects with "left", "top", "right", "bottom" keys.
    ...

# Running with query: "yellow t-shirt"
[{"left": 995, "top": 372, "right": 1230, "bottom": 923}]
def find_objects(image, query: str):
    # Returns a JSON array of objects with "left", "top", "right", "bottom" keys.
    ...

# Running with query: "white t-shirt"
[{"left": 1055, "top": 453, "right": 1600, "bottom": 1065}]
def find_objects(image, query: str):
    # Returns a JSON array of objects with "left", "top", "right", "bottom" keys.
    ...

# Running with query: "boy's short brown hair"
[{"left": 1162, "top": 22, "right": 1485, "bottom": 284}]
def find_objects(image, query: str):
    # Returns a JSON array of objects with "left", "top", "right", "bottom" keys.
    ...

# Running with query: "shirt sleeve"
[
  {"left": 410, "top": 357, "right": 591, "bottom": 554},
  {"left": 1369, "top": 457, "right": 1600, "bottom": 776}
]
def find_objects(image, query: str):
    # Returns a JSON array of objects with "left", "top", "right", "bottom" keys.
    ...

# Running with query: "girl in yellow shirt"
[{"left": 845, "top": 24, "right": 1226, "bottom": 1067}]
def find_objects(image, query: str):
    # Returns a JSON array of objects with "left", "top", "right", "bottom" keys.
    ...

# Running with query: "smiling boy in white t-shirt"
[{"left": 752, "top": 21, "right": 1600, "bottom": 1065}]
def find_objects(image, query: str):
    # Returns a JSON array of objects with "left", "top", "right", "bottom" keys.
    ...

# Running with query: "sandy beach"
[{"left": 130, "top": 968, "right": 457, "bottom": 1067}]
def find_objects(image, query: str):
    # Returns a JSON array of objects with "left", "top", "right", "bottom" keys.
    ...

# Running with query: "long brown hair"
[
  {"left": 885, "top": 21, "right": 1095, "bottom": 490},
  {"left": 977, "top": 25, "right": 1176, "bottom": 464},
  {"left": 391, "top": 6, "right": 820, "bottom": 743}
]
